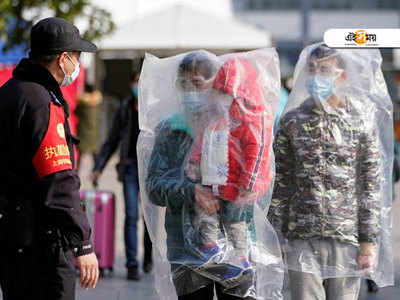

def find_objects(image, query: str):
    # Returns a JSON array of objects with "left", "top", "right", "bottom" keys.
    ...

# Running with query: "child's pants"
[{"left": 193, "top": 200, "right": 250, "bottom": 258}]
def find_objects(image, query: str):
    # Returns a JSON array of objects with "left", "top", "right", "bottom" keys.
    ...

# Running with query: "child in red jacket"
[{"left": 186, "top": 57, "right": 274, "bottom": 278}]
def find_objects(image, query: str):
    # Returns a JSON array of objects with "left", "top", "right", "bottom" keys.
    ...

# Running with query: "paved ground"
[
  {"left": 76, "top": 154, "right": 400, "bottom": 300},
  {"left": 1, "top": 154, "right": 399, "bottom": 299},
  {"left": 75, "top": 154, "right": 157, "bottom": 300}
]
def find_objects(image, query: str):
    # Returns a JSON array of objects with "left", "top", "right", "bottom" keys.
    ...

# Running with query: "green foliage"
[{"left": 0, "top": 0, "right": 115, "bottom": 52}]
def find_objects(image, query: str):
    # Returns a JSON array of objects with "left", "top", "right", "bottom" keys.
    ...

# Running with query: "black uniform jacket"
[{"left": 0, "top": 58, "right": 92, "bottom": 257}]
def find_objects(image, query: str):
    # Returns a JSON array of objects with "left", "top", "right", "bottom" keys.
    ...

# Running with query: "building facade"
[{"left": 233, "top": 0, "right": 400, "bottom": 76}]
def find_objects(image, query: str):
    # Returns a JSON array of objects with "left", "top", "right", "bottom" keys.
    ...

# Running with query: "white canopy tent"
[
  {"left": 98, "top": 2, "right": 271, "bottom": 58},
  {"left": 95, "top": 2, "right": 272, "bottom": 140}
]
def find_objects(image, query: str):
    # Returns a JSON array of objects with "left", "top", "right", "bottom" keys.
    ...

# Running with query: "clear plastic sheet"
[
  {"left": 268, "top": 43, "right": 394, "bottom": 287},
  {"left": 138, "top": 49, "right": 283, "bottom": 299}
]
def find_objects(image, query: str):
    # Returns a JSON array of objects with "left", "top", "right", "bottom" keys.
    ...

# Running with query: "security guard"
[{"left": 0, "top": 18, "right": 99, "bottom": 300}]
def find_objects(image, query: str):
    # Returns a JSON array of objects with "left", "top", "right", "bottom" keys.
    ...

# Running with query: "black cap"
[{"left": 30, "top": 17, "right": 97, "bottom": 55}]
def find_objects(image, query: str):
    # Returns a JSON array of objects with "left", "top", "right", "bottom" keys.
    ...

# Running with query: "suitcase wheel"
[{"left": 99, "top": 267, "right": 113, "bottom": 278}]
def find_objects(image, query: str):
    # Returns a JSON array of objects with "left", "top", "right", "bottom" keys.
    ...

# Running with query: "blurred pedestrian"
[
  {"left": 92, "top": 58, "right": 152, "bottom": 280},
  {"left": 0, "top": 17, "right": 99, "bottom": 300},
  {"left": 75, "top": 83, "right": 102, "bottom": 169}
]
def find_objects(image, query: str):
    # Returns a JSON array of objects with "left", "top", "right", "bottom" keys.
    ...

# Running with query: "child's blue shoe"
[
  {"left": 219, "top": 258, "right": 252, "bottom": 288},
  {"left": 196, "top": 243, "right": 222, "bottom": 270}
]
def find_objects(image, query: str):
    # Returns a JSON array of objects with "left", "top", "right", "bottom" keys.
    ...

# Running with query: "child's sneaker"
[
  {"left": 219, "top": 258, "right": 252, "bottom": 288},
  {"left": 219, "top": 264, "right": 245, "bottom": 287},
  {"left": 196, "top": 243, "right": 222, "bottom": 270},
  {"left": 194, "top": 262, "right": 243, "bottom": 287},
  {"left": 238, "top": 257, "right": 251, "bottom": 270},
  {"left": 194, "top": 260, "right": 253, "bottom": 289}
]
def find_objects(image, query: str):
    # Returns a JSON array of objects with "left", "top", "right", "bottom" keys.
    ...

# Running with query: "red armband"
[{"left": 32, "top": 102, "right": 73, "bottom": 178}]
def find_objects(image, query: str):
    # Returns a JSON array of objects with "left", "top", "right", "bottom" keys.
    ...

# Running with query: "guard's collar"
[{"left": 13, "top": 58, "right": 69, "bottom": 116}]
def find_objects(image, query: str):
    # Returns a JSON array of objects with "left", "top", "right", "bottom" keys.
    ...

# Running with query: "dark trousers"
[
  {"left": 123, "top": 162, "right": 152, "bottom": 268},
  {"left": 178, "top": 283, "right": 253, "bottom": 300},
  {"left": 143, "top": 221, "right": 152, "bottom": 265},
  {"left": 123, "top": 163, "right": 140, "bottom": 267},
  {"left": 0, "top": 244, "right": 75, "bottom": 300}
]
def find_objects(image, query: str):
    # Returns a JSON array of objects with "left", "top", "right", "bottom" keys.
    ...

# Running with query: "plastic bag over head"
[
  {"left": 138, "top": 49, "right": 283, "bottom": 299},
  {"left": 269, "top": 43, "right": 394, "bottom": 287}
]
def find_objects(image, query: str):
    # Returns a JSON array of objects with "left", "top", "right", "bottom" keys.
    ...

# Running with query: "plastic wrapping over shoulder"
[
  {"left": 137, "top": 49, "right": 283, "bottom": 299},
  {"left": 270, "top": 43, "right": 393, "bottom": 287}
]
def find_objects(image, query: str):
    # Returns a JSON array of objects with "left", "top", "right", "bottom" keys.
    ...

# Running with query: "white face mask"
[{"left": 60, "top": 54, "right": 80, "bottom": 87}]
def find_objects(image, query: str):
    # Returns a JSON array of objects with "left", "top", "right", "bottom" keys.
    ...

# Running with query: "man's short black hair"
[
  {"left": 29, "top": 52, "right": 59, "bottom": 66},
  {"left": 29, "top": 51, "right": 73, "bottom": 66},
  {"left": 308, "top": 44, "right": 346, "bottom": 69},
  {"left": 178, "top": 52, "right": 217, "bottom": 80}
]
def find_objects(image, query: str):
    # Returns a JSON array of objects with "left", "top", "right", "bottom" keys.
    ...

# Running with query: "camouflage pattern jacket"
[{"left": 268, "top": 98, "right": 381, "bottom": 245}]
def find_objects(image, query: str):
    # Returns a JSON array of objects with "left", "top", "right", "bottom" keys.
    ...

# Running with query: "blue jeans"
[{"left": 123, "top": 162, "right": 139, "bottom": 268}]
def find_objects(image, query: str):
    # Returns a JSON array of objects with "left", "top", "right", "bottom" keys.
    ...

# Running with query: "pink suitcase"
[{"left": 80, "top": 190, "right": 115, "bottom": 276}]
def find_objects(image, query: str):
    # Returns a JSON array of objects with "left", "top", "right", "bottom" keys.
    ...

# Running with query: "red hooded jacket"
[{"left": 210, "top": 57, "right": 274, "bottom": 201}]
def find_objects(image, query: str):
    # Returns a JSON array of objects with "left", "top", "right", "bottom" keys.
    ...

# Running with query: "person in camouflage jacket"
[
  {"left": 268, "top": 44, "right": 382, "bottom": 300},
  {"left": 269, "top": 96, "right": 380, "bottom": 245}
]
